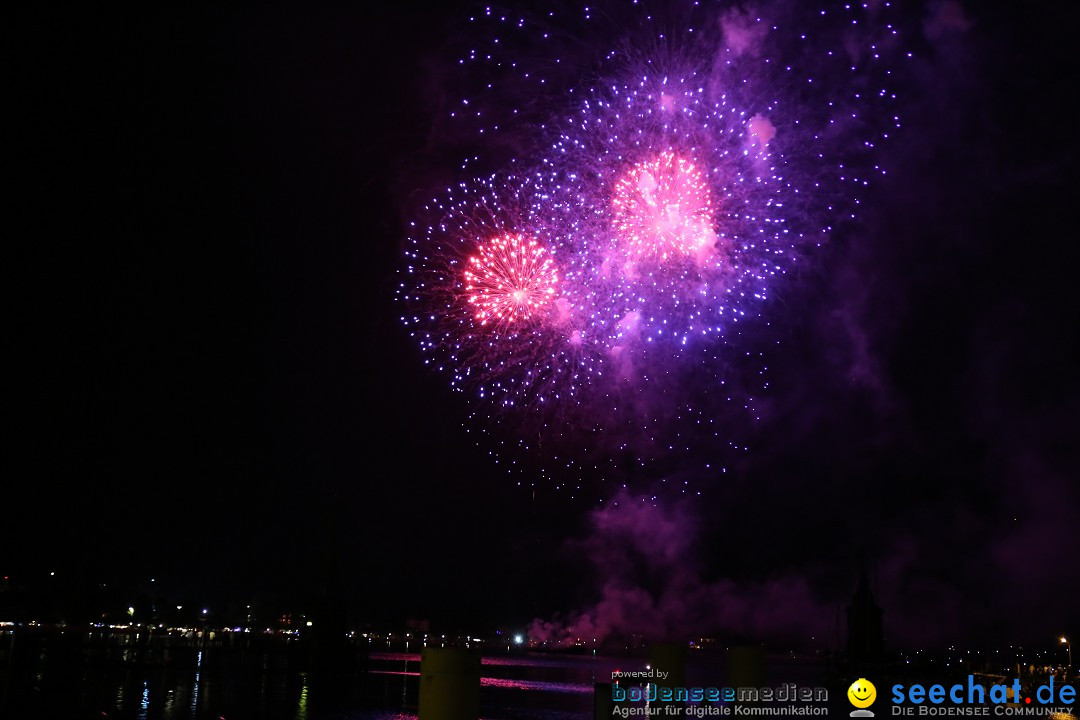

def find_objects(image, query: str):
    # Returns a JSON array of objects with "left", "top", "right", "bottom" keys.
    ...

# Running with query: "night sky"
[{"left": 9, "top": 2, "right": 1078, "bottom": 647}]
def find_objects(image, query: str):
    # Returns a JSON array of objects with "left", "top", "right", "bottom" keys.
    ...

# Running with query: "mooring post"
[
  {"left": 650, "top": 642, "right": 689, "bottom": 711},
  {"left": 418, "top": 646, "right": 480, "bottom": 720},
  {"left": 595, "top": 682, "right": 614, "bottom": 719},
  {"left": 727, "top": 645, "right": 766, "bottom": 695}
]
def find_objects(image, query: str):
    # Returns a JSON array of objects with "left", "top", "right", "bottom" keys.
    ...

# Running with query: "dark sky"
[{"left": 8, "top": 2, "right": 1078, "bottom": 645}]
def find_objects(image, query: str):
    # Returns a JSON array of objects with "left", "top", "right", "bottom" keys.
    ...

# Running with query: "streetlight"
[{"left": 1061, "top": 637, "right": 1071, "bottom": 672}]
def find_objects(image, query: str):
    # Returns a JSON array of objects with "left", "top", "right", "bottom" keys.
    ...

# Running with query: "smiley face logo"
[{"left": 848, "top": 678, "right": 877, "bottom": 709}]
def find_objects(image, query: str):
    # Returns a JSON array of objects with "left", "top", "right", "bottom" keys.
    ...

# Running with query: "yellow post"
[
  {"left": 726, "top": 645, "right": 766, "bottom": 689},
  {"left": 418, "top": 647, "right": 480, "bottom": 720},
  {"left": 649, "top": 642, "right": 688, "bottom": 687},
  {"left": 594, "top": 682, "right": 615, "bottom": 719},
  {"left": 650, "top": 642, "right": 688, "bottom": 709}
]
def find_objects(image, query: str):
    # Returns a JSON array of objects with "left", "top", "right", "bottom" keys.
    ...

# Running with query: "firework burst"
[
  {"left": 611, "top": 151, "right": 717, "bottom": 263},
  {"left": 398, "top": 0, "right": 909, "bottom": 494},
  {"left": 463, "top": 232, "right": 559, "bottom": 327}
]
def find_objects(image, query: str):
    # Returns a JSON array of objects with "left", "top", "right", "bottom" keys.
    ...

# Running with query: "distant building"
[{"left": 847, "top": 569, "right": 884, "bottom": 661}]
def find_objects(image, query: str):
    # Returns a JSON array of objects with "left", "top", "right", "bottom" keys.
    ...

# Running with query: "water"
[
  {"left": 0, "top": 631, "right": 830, "bottom": 720},
  {"left": 1, "top": 637, "right": 621, "bottom": 719}
]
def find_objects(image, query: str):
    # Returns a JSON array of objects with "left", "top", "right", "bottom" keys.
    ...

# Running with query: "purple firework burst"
[{"left": 398, "top": 0, "right": 908, "bottom": 496}]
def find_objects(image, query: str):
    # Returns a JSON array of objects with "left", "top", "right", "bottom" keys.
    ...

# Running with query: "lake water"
[{"left": 0, "top": 634, "right": 831, "bottom": 719}]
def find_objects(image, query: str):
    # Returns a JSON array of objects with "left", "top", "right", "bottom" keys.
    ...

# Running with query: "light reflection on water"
[
  {"left": 191, "top": 649, "right": 203, "bottom": 718},
  {"left": 297, "top": 673, "right": 309, "bottom": 720},
  {"left": 369, "top": 669, "right": 592, "bottom": 695},
  {"left": 481, "top": 677, "right": 592, "bottom": 694},
  {"left": 1, "top": 647, "right": 613, "bottom": 719},
  {"left": 1, "top": 644, "right": 826, "bottom": 719},
  {"left": 139, "top": 678, "right": 150, "bottom": 720}
]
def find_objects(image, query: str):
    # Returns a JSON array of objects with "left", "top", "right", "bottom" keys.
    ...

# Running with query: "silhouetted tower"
[{"left": 846, "top": 568, "right": 883, "bottom": 661}]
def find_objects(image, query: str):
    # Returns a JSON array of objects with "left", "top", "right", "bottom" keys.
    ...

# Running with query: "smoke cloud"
[{"left": 528, "top": 490, "right": 830, "bottom": 647}]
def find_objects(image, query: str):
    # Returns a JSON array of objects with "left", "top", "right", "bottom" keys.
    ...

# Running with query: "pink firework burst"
[
  {"left": 611, "top": 151, "right": 717, "bottom": 262},
  {"left": 463, "top": 232, "right": 559, "bottom": 326}
]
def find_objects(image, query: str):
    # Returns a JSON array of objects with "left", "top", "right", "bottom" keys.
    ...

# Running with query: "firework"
[
  {"left": 611, "top": 151, "right": 717, "bottom": 263},
  {"left": 400, "top": 174, "right": 606, "bottom": 416},
  {"left": 463, "top": 233, "right": 559, "bottom": 327},
  {"left": 399, "top": 0, "right": 908, "bottom": 493}
]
